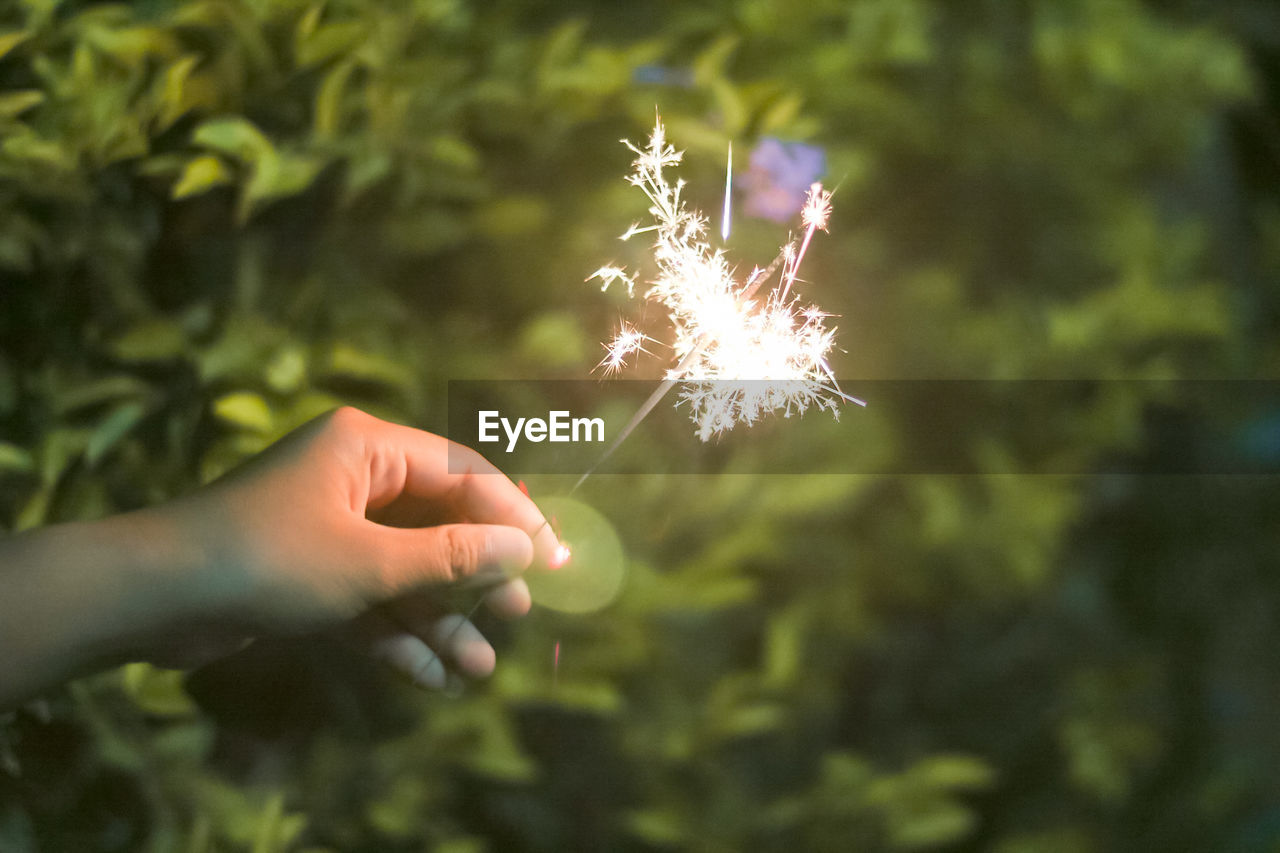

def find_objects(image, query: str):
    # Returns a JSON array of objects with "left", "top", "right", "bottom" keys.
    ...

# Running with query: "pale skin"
[{"left": 0, "top": 406, "right": 559, "bottom": 710}]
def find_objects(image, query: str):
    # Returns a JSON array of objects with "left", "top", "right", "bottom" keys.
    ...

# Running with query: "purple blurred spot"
[{"left": 741, "top": 138, "right": 826, "bottom": 223}]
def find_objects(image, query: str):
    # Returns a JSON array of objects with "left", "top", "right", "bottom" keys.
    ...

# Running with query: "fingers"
[
  {"left": 482, "top": 577, "right": 532, "bottom": 620},
  {"left": 363, "top": 607, "right": 498, "bottom": 690},
  {"left": 319, "top": 411, "right": 543, "bottom": 692},
  {"left": 356, "top": 416, "right": 560, "bottom": 566},
  {"left": 370, "top": 629, "right": 451, "bottom": 690},
  {"left": 366, "top": 522, "right": 534, "bottom": 593},
  {"left": 422, "top": 614, "right": 496, "bottom": 678}
]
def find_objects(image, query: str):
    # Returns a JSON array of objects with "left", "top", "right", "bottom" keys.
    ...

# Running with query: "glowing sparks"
[
  {"left": 593, "top": 119, "right": 862, "bottom": 441},
  {"left": 781, "top": 182, "right": 833, "bottom": 301},
  {"left": 801, "top": 181, "right": 833, "bottom": 231},
  {"left": 599, "top": 321, "right": 654, "bottom": 376},
  {"left": 587, "top": 265, "right": 636, "bottom": 297},
  {"left": 721, "top": 141, "right": 733, "bottom": 242},
  {"left": 549, "top": 542, "right": 572, "bottom": 569}
]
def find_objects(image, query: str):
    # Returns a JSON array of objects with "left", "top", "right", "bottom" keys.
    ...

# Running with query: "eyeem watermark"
[
  {"left": 451, "top": 379, "right": 1280, "bottom": 475},
  {"left": 477, "top": 410, "right": 605, "bottom": 453}
]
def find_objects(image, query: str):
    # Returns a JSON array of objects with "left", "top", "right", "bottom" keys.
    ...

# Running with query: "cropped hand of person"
[{"left": 0, "top": 407, "right": 557, "bottom": 708}]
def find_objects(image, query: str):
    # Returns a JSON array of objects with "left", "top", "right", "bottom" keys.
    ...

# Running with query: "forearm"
[{"left": 0, "top": 508, "right": 215, "bottom": 708}]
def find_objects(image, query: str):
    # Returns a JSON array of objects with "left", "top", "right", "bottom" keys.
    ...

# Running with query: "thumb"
[{"left": 369, "top": 523, "right": 534, "bottom": 592}]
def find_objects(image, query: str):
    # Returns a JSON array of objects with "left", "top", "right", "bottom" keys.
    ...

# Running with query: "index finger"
[{"left": 361, "top": 415, "right": 560, "bottom": 566}]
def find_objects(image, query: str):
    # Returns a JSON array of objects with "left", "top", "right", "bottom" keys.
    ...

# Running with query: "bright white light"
[{"left": 592, "top": 119, "right": 861, "bottom": 440}]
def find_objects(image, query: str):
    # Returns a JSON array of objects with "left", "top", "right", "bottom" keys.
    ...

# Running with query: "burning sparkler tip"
[
  {"left": 802, "top": 182, "right": 833, "bottom": 232},
  {"left": 549, "top": 543, "right": 572, "bottom": 570}
]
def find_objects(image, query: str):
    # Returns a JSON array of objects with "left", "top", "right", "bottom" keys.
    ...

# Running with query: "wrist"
[
  {"left": 0, "top": 512, "right": 218, "bottom": 704},
  {"left": 113, "top": 496, "right": 261, "bottom": 664},
  {"left": 67, "top": 508, "right": 229, "bottom": 668},
  {"left": 36, "top": 504, "right": 252, "bottom": 675}
]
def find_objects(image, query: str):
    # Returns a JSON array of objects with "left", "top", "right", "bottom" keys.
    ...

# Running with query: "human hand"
[{"left": 160, "top": 406, "right": 558, "bottom": 689}]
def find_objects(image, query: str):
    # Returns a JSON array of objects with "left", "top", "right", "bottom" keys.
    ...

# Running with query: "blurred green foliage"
[{"left": 2, "top": 0, "right": 1280, "bottom": 850}]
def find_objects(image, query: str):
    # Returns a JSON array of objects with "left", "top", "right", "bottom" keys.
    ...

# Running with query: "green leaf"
[
  {"left": 692, "top": 33, "right": 740, "bottom": 86},
  {"left": 195, "top": 314, "right": 284, "bottom": 385},
  {"left": 35, "top": 427, "right": 89, "bottom": 486},
  {"left": 463, "top": 743, "right": 537, "bottom": 782},
  {"left": 83, "top": 24, "right": 180, "bottom": 68},
  {"left": 323, "top": 343, "right": 415, "bottom": 390},
  {"left": 365, "top": 777, "right": 430, "bottom": 839},
  {"left": 242, "top": 148, "right": 324, "bottom": 218},
  {"left": 264, "top": 346, "right": 307, "bottom": 393},
  {"left": 251, "top": 792, "right": 307, "bottom": 853},
  {"left": 758, "top": 91, "right": 803, "bottom": 133},
  {"left": 53, "top": 375, "right": 151, "bottom": 415},
  {"left": 109, "top": 318, "right": 187, "bottom": 362},
  {"left": 763, "top": 603, "right": 806, "bottom": 687},
  {"left": 294, "top": 2, "right": 323, "bottom": 40},
  {"left": 156, "top": 54, "right": 202, "bottom": 131},
  {"left": 1, "top": 127, "right": 71, "bottom": 169},
  {"left": 427, "top": 135, "right": 480, "bottom": 172},
  {"left": 150, "top": 721, "right": 214, "bottom": 763},
  {"left": 0, "top": 31, "right": 30, "bottom": 62},
  {"left": 314, "top": 59, "right": 356, "bottom": 139},
  {"left": 0, "top": 442, "right": 34, "bottom": 474},
  {"left": 121, "top": 662, "right": 197, "bottom": 717},
  {"left": 251, "top": 794, "right": 280, "bottom": 853},
  {"left": 715, "top": 702, "right": 785, "bottom": 739},
  {"left": 173, "top": 154, "right": 233, "bottom": 199},
  {"left": 917, "top": 755, "right": 997, "bottom": 791},
  {"left": 86, "top": 401, "right": 147, "bottom": 467},
  {"left": 340, "top": 149, "right": 392, "bottom": 203},
  {"left": 295, "top": 20, "right": 367, "bottom": 67},
  {"left": 14, "top": 485, "right": 52, "bottom": 531},
  {"left": 193, "top": 117, "right": 274, "bottom": 164},
  {"left": 0, "top": 91, "right": 43, "bottom": 119},
  {"left": 626, "top": 808, "right": 687, "bottom": 846},
  {"left": 884, "top": 801, "right": 978, "bottom": 849},
  {"left": 212, "top": 392, "right": 274, "bottom": 433},
  {"left": 278, "top": 392, "right": 343, "bottom": 432}
]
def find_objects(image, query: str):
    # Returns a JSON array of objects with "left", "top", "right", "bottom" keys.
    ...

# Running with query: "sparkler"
[
  {"left": 425, "top": 121, "right": 861, "bottom": 686},
  {"left": 579, "top": 118, "right": 864, "bottom": 486}
]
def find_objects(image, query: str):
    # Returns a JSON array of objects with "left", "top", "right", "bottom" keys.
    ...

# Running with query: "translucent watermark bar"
[{"left": 446, "top": 380, "right": 1280, "bottom": 476}]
